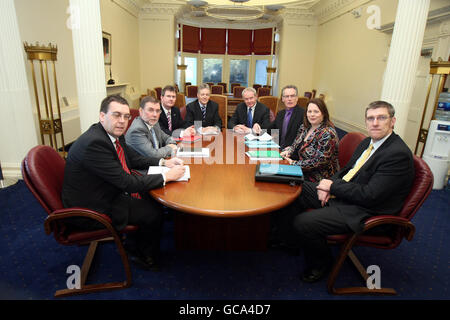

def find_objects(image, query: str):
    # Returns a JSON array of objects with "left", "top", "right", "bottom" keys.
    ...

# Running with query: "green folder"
[{"left": 246, "top": 150, "right": 282, "bottom": 159}]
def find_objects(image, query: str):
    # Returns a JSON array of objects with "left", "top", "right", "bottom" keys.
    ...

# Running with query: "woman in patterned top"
[{"left": 280, "top": 98, "right": 339, "bottom": 182}]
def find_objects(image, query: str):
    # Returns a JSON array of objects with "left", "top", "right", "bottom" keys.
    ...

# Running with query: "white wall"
[
  {"left": 139, "top": 13, "right": 176, "bottom": 94},
  {"left": 100, "top": 0, "right": 141, "bottom": 107},
  {"left": 277, "top": 21, "right": 317, "bottom": 98}
]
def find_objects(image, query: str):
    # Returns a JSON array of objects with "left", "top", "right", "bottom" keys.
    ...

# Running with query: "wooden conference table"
[{"left": 149, "top": 129, "right": 302, "bottom": 250}]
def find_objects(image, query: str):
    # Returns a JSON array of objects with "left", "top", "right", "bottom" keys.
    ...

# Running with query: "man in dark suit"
[
  {"left": 227, "top": 87, "right": 271, "bottom": 135},
  {"left": 270, "top": 85, "right": 305, "bottom": 149},
  {"left": 184, "top": 83, "right": 222, "bottom": 134},
  {"left": 278, "top": 101, "right": 414, "bottom": 283},
  {"left": 158, "top": 85, "right": 195, "bottom": 138},
  {"left": 62, "top": 95, "right": 185, "bottom": 271}
]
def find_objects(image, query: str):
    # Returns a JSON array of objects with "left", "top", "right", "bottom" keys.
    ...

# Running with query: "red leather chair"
[
  {"left": 257, "top": 87, "right": 271, "bottom": 97},
  {"left": 326, "top": 133, "right": 434, "bottom": 295},
  {"left": 125, "top": 108, "right": 140, "bottom": 134},
  {"left": 217, "top": 82, "right": 227, "bottom": 93},
  {"left": 21, "top": 145, "right": 138, "bottom": 297},
  {"left": 154, "top": 87, "right": 162, "bottom": 100},
  {"left": 180, "top": 106, "right": 187, "bottom": 120},
  {"left": 211, "top": 85, "right": 224, "bottom": 95},
  {"left": 233, "top": 86, "right": 245, "bottom": 98},
  {"left": 186, "top": 85, "right": 198, "bottom": 98}
]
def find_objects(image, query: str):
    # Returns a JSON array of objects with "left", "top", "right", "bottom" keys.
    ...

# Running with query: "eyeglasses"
[
  {"left": 366, "top": 115, "right": 390, "bottom": 122},
  {"left": 282, "top": 95, "right": 297, "bottom": 99},
  {"left": 146, "top": 108, "right": 162, "bottom": 114},
  {"left": 110, "top": 112, "right": 132, "bottom": 120}
]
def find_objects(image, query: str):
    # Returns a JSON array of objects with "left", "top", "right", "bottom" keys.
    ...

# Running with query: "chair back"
[
  {"left": 154, "top": 87, "right": 162, "bottom": 100},
  {"left": 184, "top": 82, "right": 191, "bottom": 94},
  {"left": 230, "top": 83, "right": 240, "bottom": 94},
  {"left": 186, "top": 85, "right": 198, "bottom": 98},
  {"left": 297, "top": 96, "right": 309, "bottom": 109},
  {"left": 253, "top": 84, "right": 262, "bottom": 91},
  {"left": 209, "top": 94, "right": 227, "bottom": 129},
  {"left": 233, "top": 86, "right": 245, "bottom": 98},
  {"left": 180, "top": 106, "right": 187, "bottom": 120},
  {"left": 175, "top": 92, "right": 186, "bottom": 109},
  {"left": 257, "top": 87, "right": 271, "bottom": 97},
  {"left": 125, "top": 108, "right": 140, "bottom": 133},
  {"left": 22, "top": 145, "right": 66, "bottom": 215},
  {"left": 338, "top": 132, "right": 366, "bottom": 168},
  {"left": 304, "top": 92, "right": 312, "bottom": 99},
  {"left": 217, "top": 82, "right": 227, "bottom": 93},
  {"left": 211, "top": 85, "right": 224, "bottom": 95},
  {"left": 206, "top": 82, "right": 214, "bottom": 87},
  {"left": 258, "top": 96, "right": 278, "bottom": 116},
  {"left": 312, "top": 89, "right": 317, "bottom": 98},
  {"left": 397, "top": 156, "right": 433, "bottom": 220}
]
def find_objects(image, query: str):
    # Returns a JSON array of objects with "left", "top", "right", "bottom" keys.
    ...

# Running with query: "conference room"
[{"left": 1, "top": 0, "right": 449, "bottom": 303}]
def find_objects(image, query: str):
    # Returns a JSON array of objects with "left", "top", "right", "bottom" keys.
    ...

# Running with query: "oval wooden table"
[{"left": 150, "top": 130, "right": 302, "bottom": 250}]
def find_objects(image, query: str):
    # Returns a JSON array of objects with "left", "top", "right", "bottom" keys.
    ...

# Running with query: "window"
[
  {"left": 202, "top": 58, "right": 223, "bottom": 83},
  {"left": 185, "top": 57, "right": 197, "bottom": 85},
  {"left": 229, "top": 59, "right": 249, "bottom": 88},
  {"left": 254, "top": 59, "right": 268, "bottom": 86}
]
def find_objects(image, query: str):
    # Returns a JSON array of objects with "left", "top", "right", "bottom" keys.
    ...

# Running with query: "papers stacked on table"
[
  {"left": 244, "top": 132, "right": 273, "bottom": 141},
  {"left": 245, "top": 150, "right": 282, "bottom": 161},
  {"left": 148, "top": 165, "right": 190, "bottom": 181},
  {"left": 177, "top": 147, "right": 210, "bottom": 158}
]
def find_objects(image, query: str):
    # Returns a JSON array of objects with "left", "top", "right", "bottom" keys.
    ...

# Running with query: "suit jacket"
[
  {"left": 329, "top": 132, "right": 414, "bottom": 232},
  {"left": 61, "top": 122, "right": 164, "bottom": 230},
  {"left": 158, "top": 104, "right": 185, "bottom": 137},
  {"left": 227, "top": 101, "right": 271, "bottom": 130},
  {"left": 269, "top": 105, "right": 305, "bottom": 149},
  {"left": 125, "top": 116, "right": 175, "bottom": 159},
  {"left": 184, "top": 99, "right": 222, "bottom": 129}
]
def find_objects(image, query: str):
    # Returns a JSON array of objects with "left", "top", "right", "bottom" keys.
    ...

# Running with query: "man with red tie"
[{"left": 62, "top": 95, "right": 185, "bottom": 271}]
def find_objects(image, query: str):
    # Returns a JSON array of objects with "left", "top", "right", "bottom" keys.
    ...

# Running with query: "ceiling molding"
[
  {"left": 111, "top": 0, "right": 142, "bottom": 17},
  {"left": 312, "top": 0, "right": 371, "bottom": 26}
]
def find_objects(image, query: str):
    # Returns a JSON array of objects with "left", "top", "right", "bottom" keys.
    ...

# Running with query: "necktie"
[
  {"left": 342, "top": 143, "right": 374, "bottom": 182},
  {"left": 281, "top": 109, "right": 293, "bottom": 146},
  {"left": 167, "top": 110, "right": 172, "bottom": 131},
  {"left": 150, "top": 127, "right": 158, "bottom": 149},
  {"left": 115, "top": 139, "right": 141, "bottom": 199},
  {"left": 201, "top": 104, "right": 206, "bottom": 120},
  {"left": 247, "top": 108, "right": 253, "bottom": 128}
]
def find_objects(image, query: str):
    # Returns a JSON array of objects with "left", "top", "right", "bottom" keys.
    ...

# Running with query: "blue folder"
[{"left": 258, "top": 163, "right": 303, "bottom": 177}]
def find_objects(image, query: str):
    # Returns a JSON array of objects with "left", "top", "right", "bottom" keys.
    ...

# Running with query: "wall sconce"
[
  {"left": 266, "top": 67, "right": 277, "bottom": 73},
  {"left": 177, "top": 64, "right": 188, "bottom": 70}
]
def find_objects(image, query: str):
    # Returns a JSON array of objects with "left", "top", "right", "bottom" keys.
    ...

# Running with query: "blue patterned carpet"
[{"left": 0, "top": 179, "right": 449, "bottom": 301}]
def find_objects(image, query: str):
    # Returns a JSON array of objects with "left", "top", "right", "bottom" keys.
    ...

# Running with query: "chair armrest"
[
  {"left": 363, "top": 215, "right": 415, "bottom": 241},
  {"left": 44, "top": 207, "right": 112, "bottom": 235}
]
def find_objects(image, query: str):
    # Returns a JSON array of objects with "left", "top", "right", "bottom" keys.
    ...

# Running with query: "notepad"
[
  {"left": 245, "top": 140, "right": 280, "bottom": 149},
  {"left": 245, "top": 150, "right": 282, "bottom": 161},
  {"left": 147, "top": 165, "right": 190, "bottom": 181},
  {"left": 245, "top": 132, "right": 273, "bottom": 142},
  {"left": 177, "top": 147, "right": 210, "bottom": 158}
]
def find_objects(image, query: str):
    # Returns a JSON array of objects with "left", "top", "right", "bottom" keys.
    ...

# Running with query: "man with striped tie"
[
  {"left": 184, "top": 83, "right": 222, "bottom": 134},
  {"left": 62, "top": 95, "right": 185, "bottom": 271},
  {"left": 158, "top": 85, "right": 196, "bottom": 138},
  {"left": 273, "top": 101, "right": 414, "bottom": 283}
]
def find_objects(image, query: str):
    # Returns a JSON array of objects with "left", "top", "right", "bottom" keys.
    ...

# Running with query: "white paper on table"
[
  {"left": 177, "top": 147, "right": 210, "bottom": 158},
  {"left": 245, "top": 132, "right": 273, "bottom": 141},
  {"left": 147, "top": 165, "right": 190, "bottom": 181}
]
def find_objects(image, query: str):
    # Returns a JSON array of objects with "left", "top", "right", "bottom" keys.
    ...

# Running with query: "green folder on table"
[{"left": 245, "top": 150, "right": 282, "bottom": 160}]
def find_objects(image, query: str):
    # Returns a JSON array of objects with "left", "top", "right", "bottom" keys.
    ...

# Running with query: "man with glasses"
[
  {"left": 270, "top": 85, "right": 305, "bottom": 149},
  {"left": 62, "top": 95, "right": 186, "bottom": 271},
  {"left": 126, "top": 95, "right": 177, "bottom": 158},
  {"left": 228, "top": 87, "right": 271, "bottom": 135},
  {"left": 275, "top": 101, "right": 414, "bottom": 283}
]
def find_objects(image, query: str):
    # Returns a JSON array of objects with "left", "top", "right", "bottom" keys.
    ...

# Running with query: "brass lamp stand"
[{"left": 24, "top": 42, "right": 66, "bottom": 158}]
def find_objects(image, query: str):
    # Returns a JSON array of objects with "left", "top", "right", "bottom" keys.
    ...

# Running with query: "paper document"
[
  {"left": 147, "top": 165, "right": 190, "bottom": 182},
  {"left": 245, "top": 150, "right": 282, "bottom": 161},
  {"left": 177, "top": 147, "right": 210, "bottom": 158},
  {"left": 245, "top": 140, "right": 280, "bottom": 149},
  {"left": 245, "top": 132, "right": 272, "bottom": 141}
]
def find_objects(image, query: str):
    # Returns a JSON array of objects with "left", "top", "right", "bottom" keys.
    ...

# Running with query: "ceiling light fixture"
[{"left": 204, "top": 0, "right": 264, "bottom": 21}]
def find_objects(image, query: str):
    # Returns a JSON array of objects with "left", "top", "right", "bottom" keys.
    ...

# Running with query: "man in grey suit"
[{"left": 126, "top": 96, "right": 177, "bottom": 159}]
